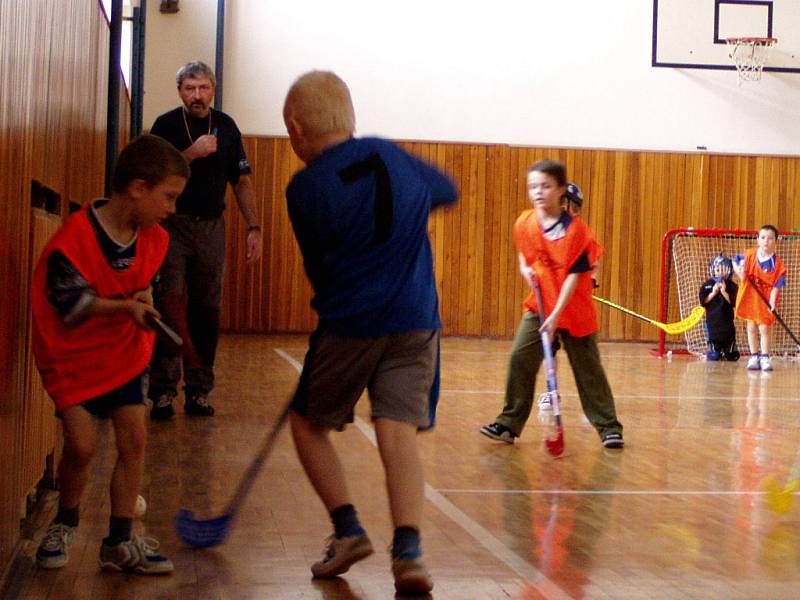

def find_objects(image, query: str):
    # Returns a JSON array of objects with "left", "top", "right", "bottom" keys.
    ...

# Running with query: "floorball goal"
[{"left": 656, "top": 227, "right": 800, "bottom": 358}]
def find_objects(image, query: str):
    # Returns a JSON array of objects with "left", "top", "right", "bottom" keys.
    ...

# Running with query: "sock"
[
  {"left": 330, "top": 504, "right": 365, "bottom": 539},
  {"left": 104, "top": 516, "right": 133, "bottom": 546},
  {"left": 54, "top": 505, "right": 80, "bottom": 528},
  {"left": 392, "top": 526, "right": 421, "bottom": 560}
]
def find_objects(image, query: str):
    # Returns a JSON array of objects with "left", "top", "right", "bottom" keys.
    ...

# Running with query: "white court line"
[
  {"left": 274, "top": 347, "right": 573, "bottom": 600},
  {"left": 437, "top": 489, "right": 792, "bottom": 496},
  {"left": 440, "top": 389, "right": 798, "bottom": 402}
]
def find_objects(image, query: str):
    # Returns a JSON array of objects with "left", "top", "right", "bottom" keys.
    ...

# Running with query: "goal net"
[{"left": 657, "top": 228, "right": 800, "bottom": 357}]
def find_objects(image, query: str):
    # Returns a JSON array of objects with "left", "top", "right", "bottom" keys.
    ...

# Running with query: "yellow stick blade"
[
  {"left": 762, "top": 474, "right": 797, "bottom": 515},
  {"left": 660, "top": 306, "right": 705, "bottom": 335}
]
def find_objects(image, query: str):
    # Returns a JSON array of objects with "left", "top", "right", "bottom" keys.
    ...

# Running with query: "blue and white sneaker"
[
  {"left": 311, "top": 533, "right": 374, "bottom": 578},
  {"left": 602, "top": 432, "right": 624, "bottom": 449},
  {"left": 36, "top": 523, "right": 76, "bottom": 569},
  {"left": 99, "top": 535, "right": 173, "bottom": 574}
]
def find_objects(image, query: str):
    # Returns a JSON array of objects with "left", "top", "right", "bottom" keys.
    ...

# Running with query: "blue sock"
[
  {"left": 330, "top": 504, "right": 365, "bottom": 539},
  {"left": 104, "top": 516, "right": 132, "bottom": 546},
  {"left": 54, "top": 505, "right": 80, "bottom": 528},
  {"left": 392, "top": 526, "right": 421, "bottom": 560}
]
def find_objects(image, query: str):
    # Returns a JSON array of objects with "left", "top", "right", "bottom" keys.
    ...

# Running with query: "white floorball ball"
[{"left": 134, "top": 494, "right": 147, "bottom": 518}]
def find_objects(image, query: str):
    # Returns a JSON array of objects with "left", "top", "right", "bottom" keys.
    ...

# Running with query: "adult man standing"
[{"left": 148, "top": 60, "right": 261, "bottom": 419}]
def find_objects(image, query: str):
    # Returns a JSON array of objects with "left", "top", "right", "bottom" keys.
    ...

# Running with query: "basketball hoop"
[{"left": 726, "top": 37, "right": 777, "bottom": 83}]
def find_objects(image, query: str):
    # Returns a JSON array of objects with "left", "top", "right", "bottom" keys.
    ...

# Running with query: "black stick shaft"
[{"left": 748, "top": 276, "right": 800, "bottom": 347}]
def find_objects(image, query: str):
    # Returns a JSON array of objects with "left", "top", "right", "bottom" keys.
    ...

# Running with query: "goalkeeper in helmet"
[{"left": 699, "top": 253, "right": 740, "bottom": 361}]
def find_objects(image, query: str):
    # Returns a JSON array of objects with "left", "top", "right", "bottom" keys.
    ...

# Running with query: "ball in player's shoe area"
[{"left": 135, "top": 495, "right": 147, "bottom": 518}]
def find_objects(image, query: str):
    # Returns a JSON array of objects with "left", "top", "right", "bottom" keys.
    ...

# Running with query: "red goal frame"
[{"left": 655, "top": 227, "right": 758, "bottom": 357}]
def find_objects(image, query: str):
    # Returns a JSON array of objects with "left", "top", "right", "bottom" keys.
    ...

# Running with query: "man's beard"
[{"left": 187, "top": 102, "right": 209, "bottom": 117}]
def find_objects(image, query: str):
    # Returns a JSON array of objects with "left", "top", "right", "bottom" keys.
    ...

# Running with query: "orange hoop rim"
[{"left": 726, "top": 36, "right": 778, "bottom": 45}]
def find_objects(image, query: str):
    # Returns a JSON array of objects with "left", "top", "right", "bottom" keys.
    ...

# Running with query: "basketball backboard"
[{"left": 653, "top": 0, "right": 800, "bottom": 73}]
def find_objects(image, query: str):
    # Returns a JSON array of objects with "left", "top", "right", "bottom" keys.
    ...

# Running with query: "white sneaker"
[
  {"left": 760, "top": 356, "right": 773, "bottom": 371},
  {"left": 538, "top": 392, "right": 553, "bottom": 412},
  {"left": 36, "top": 523, "right": 76, "bottom": 569},
  {"left": 99, "top": 535, "right": 173, "bottom": 574},
  {"left": 537, "top": 392, "right": 554, "bottom": 425},
  {"left": 747, "top": 355, "right": 761, "bottom": 370}
]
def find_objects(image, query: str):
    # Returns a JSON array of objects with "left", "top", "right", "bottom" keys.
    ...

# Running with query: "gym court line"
[{"left": 273, "top": 347, "right": 574, "bottom": 600}]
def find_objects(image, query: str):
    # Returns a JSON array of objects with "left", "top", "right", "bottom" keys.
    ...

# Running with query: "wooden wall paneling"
[
  {"left": 275, "top": 138, "right": 296, "bottom": 331},
  {"left": 742, "top": 157, "right": 757, "bottom": 227},
  {"left": 271, "top": 138, "right": 292, "bottom": 331},
  {"left": 617, "top": 151, "right": 638, "bottom": 340},
  {"left": 495, "top": 144, "right": 515, "bottom": 338},
  {"left": 456, "top": 145, "right": 473, "bottom": 334},
  {"left": 635, "top": 152, "right": 654, "bottom": 340},
  {"left": 0, "top": 1, "right": 28, "bottom": 577},
  {"left": 463, "top": 142, "right": 481, "bottom": 335},
  {"left": 93, "top": 15, "right": 110, "bottom": 202},
  {"left": 438, "top": 145, "right": 457, "bottom": 333},
  {"left": 1, "top": 0, "right": 47, "bottom": 579},
  {"left": 0, "top": 0, "right": 116, "bottom": 582},
  {"left": 21, "top": 210, "right": 62, "bottom": 498},
  {"left": 261, "top": 138, "right": 281, "bottom": 332},
  {"left": 431, "top": 142, "right": 449, "bottom": 330},
  {"left": 224, "top": 135, "right": 800, "bottom": 344},
  {"left": 222, "top": 136, "right": 256, "bottom": 331},
  {"left": 428, "top": 143, "right": 449, "bottom": 332},
  {"left": 254, "top": 139, "right": 279, "bottom": 329},
  {"left": 452, "top": 143, "right": 469, "bottom": 334},
  {"left": 482, "top": 144, "right": 507, "bottom": 336},
  {"left": 784, "top": 159, "right": 800, "bottom": 231},
  {"left": 248, "top": 137, "right": 269, "bottom": 331},
  {"left": 472, "top": 145, "right": 488, "bottom": 335}
]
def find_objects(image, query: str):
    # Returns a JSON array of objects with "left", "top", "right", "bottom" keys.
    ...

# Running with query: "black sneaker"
[
  {"left": 185, "top": 392, "right": 215, "bottom": 416},
  {"left": 150, "top": 394, "right": 175, "bottom": 420},
  {"left": 479, "top": 422, "right": 517, "bottom": 444},
  {"left": 602, "top": 432, "right": 624, "bottom": 448}
]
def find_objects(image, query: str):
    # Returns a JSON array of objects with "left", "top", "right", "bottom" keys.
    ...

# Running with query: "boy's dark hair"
[
  {"left": 760, "top": 224, "right": 779, "bottom": 238},
  {"left": 529, "top": 159, "right": 567, "bottom": 186},
  {"left": 112, "top": 134, "right": 189, "bottom": 194}
]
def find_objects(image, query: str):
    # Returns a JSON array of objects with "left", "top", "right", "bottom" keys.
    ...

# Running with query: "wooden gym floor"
[{"left": 5, "top": 334, "right": 800, "bottom": 599}]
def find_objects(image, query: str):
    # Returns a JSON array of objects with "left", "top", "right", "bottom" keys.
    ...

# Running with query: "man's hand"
[
  {"left": 184, "top": 134, "right": 217, "bottom": 161},
  {"left": 246, "top": 228, "right": 262, "bottom": 264}
]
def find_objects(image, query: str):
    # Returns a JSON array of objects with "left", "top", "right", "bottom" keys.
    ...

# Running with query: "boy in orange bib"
[
  {"left": 480, "top": 160, "right": 623, "bottom": 448},
  {"left": 31, "top": 135, "right": 188, "bottom": 573},
  {"left": 733, "top": 224, "right": 787, "bottom": 371}
]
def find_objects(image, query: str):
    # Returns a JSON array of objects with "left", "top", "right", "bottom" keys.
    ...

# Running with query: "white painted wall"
[
  {"left": 142, "top": 0, "right": 217, "bottom": 129},
  {"left": 146, "top": 0, "right": 800, "bottom": 155}
]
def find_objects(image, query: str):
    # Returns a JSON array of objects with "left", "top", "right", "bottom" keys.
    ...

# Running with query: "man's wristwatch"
[{"left": 247, "top": 225, "right": 261, "bottom": 232}]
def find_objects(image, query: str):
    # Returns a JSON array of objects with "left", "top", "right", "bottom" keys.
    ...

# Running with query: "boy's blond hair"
[{"left": 283, "top": 71, "right": 355, "bottom": 139}]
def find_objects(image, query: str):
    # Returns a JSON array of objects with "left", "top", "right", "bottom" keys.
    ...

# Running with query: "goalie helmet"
[{"left": 709, "top": 253, "right": 733, "bottom": 280}]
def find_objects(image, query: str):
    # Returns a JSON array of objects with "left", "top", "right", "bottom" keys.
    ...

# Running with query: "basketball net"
[{"left": 726, "top": 37, "right": 777, "bottom": 83}]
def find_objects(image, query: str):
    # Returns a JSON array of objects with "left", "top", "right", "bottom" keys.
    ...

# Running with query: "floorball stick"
[
  {"left": 762, "top": 449, "right": 800, "bottom": 515},
  {"left": 747, "top": 275, "right": 800, "bottom": 350},
  {"left": 593, "top": 295, "right": 705, "bottom": 335},
  {"left": 531, "top": 277, "right": 564, "bottom": 457},
  {"left": 175, "top": 400, "right": 292, "bottom": 547},
  {"left": 145, "top": 312, "right": 183, "bottom": 351}
]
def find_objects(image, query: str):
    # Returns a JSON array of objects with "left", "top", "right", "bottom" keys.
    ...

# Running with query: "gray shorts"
[{"left": 291, "top": 329, "right": 439, "bottom": 430}]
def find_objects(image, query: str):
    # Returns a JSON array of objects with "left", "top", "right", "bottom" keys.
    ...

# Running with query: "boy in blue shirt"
[{"left": 283, "top": 70, "right": 457, "bottom": 595}]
